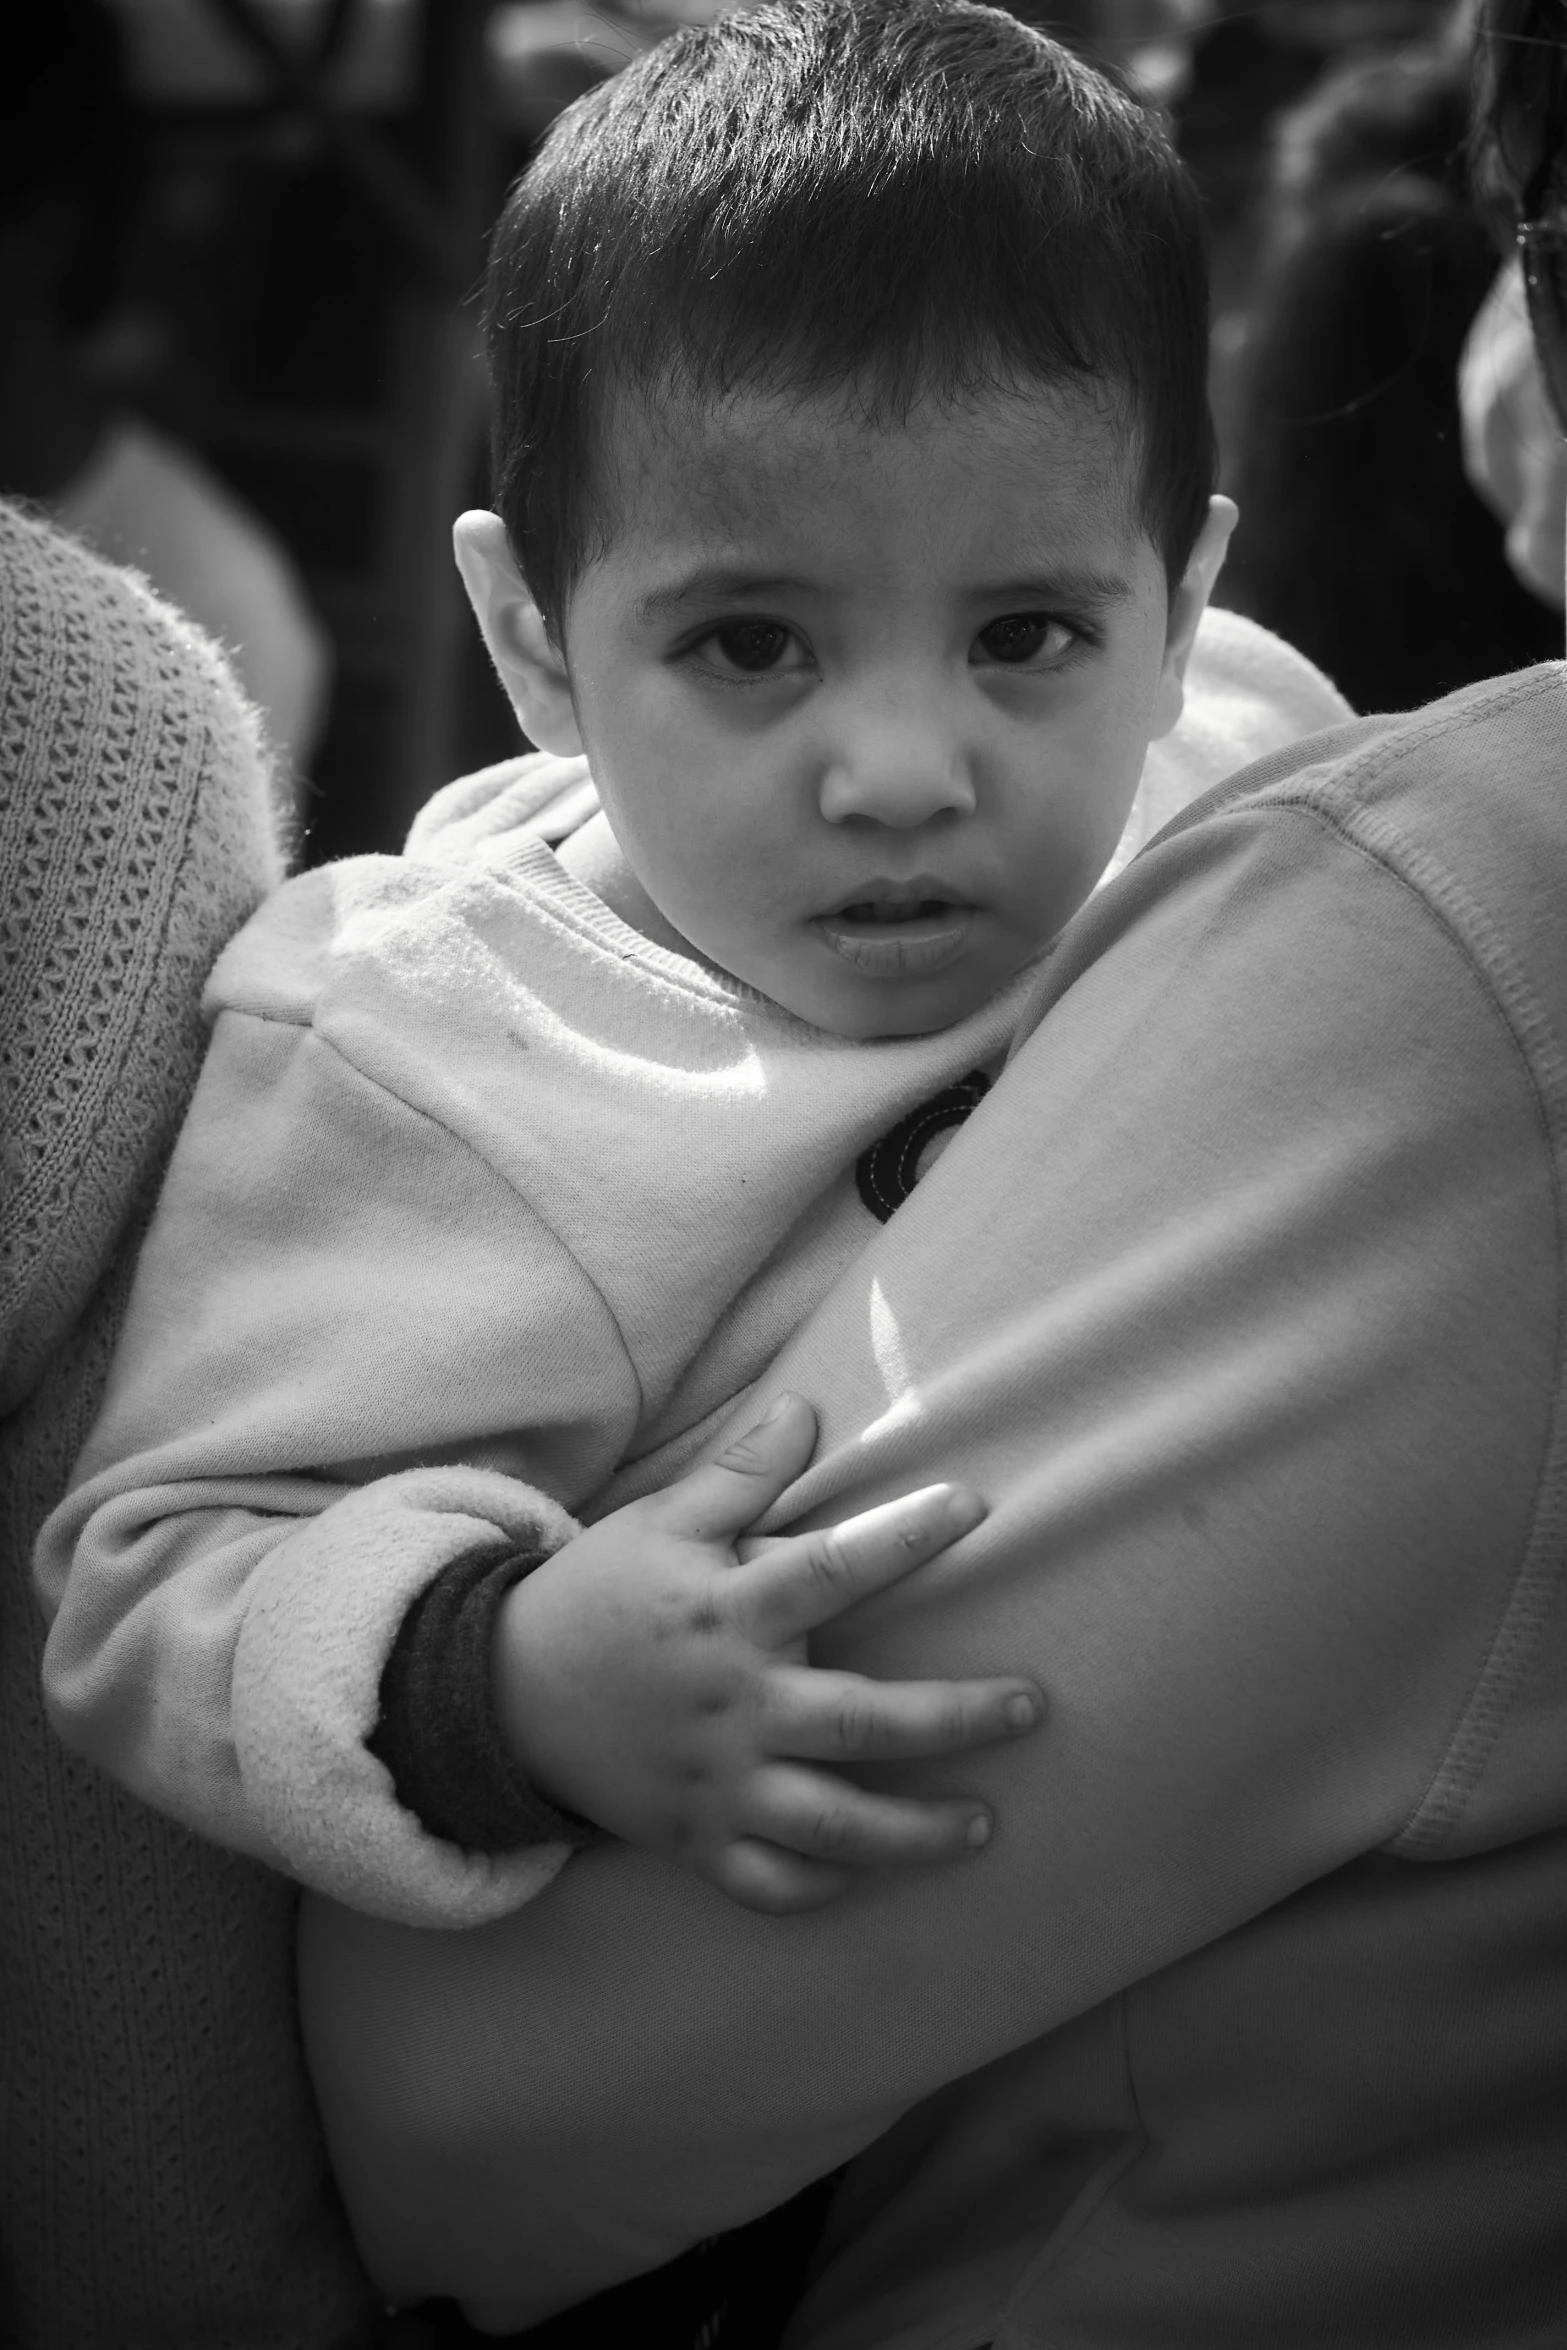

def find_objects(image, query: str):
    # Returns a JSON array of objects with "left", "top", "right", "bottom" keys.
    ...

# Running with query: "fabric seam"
[
  {"left": 216, "top": 1003, "right": 648, "bottom": 1430},
  {"left": 1238, "top": 777, "right": 1567, "bottom": 1857},
  {"left": 986, "top": 1990, "right": 1150, "bottom": 2335}
]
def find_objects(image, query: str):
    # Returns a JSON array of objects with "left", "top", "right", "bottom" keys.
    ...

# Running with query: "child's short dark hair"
[{"left": 484, "top": 0, "right": 1215, "bottom": 635}]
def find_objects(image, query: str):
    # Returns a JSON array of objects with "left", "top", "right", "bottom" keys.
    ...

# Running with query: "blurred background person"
[
  {"left": 1459, "top": 179, "right": 1567, "bottom": 609},
  {"left": 1210, "top": 28, "right": 1562, "bottom": 709},
  {"left": 7, "top": 0, "right": 1549, "bottom": 855},
  {"left": 2, "top": 1, "right": 332, "bottom": 785}
]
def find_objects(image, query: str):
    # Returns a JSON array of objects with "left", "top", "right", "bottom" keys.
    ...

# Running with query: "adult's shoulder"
[
  {"left": 0, "top": 500, "right": 284, "bottom": 1410},
  {"left": 1194, "top": 657, "right": 1564, "bottom": 826},
  {"left": 1187, "top": 661, "right": 1567, "bottom": 1015},
  {"left": 0, "top": 497, "right": 285, "bottom": 923}
]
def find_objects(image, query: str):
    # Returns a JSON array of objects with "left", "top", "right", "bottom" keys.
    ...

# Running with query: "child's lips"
[{"left": 813, "top": 900, "right": 975, "bottom": 974}]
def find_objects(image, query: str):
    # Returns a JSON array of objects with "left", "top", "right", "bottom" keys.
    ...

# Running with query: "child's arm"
[
  {"left": 36, "top": 886, "right": 1038, "bottom": 1927},
  {"left": 32, "top": 988, "right": 618, "bottom": 1926}
]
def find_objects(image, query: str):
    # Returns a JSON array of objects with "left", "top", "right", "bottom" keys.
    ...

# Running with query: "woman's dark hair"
[
  {"left": 482, "top": 0, "right": 1215, "bottom": 635},
  {"left": 1, "top": 0, "right": 139, "bottom": 335},
  {"left": 1469, "top": 0, "right": 1567, "bottom": 221},
  {"left": 1217, "top": 43, "right": 1563, "bottom": 712}
]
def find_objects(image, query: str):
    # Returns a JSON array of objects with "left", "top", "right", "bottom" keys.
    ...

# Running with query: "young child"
[{"left": 36, "top": 0, "right": 1243, "bottom": 1931}]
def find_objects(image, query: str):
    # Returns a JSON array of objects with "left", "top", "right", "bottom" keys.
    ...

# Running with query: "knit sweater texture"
[{"left": 0, "top": 502, "right": 372, "bottom": 2348}]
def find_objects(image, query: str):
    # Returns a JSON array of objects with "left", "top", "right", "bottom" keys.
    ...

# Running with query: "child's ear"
[
  {"left": 1148, "top": 495, "right": 1239, "bottom": 741},
  {"left": 452, "top": 510, "right": 583, "bottom": 757}
]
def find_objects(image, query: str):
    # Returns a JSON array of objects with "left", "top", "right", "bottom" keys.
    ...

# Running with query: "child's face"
[{"left": 481, "top": 381, "right": 1224, "bottom": 1038}]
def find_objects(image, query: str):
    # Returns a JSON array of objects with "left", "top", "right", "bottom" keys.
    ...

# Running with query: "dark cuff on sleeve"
[{"left": 368, "top": 1545, "right": 595, "bottom": 1855}]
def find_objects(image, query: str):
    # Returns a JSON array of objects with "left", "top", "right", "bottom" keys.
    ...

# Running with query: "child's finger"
[
  {"left": 760, "top": 1664, "right": 1042, "bottom": 1760},
  {"left": 648, "top": 1392, "right": 818, "bottom": 1544},
  {"left": 735, "top": 1483, "right": 987, "bottom": 1646},
  {"left": 738, "top": 1763, "right": 993, "bottom": 1869},
  {"left": 706, "top": 1837, "right": 850, "bottom": 1915}
]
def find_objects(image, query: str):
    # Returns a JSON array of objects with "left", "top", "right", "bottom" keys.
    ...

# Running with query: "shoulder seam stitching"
[
  {"left": 212, "top": 1003, "right": 646, "bottom": 1427},
  {"left": 1257, "top": 783, "right": 1566, "bottom": 1857}
]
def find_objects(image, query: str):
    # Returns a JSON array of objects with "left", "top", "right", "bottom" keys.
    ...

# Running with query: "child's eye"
[
  {"left": 692, "top": 620, "right": 805, "bottom": 675},
  {"left": 972, "top": 613, "right": 1078, "bottom": 667}
]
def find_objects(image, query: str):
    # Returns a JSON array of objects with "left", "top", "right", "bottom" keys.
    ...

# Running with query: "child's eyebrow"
[
  {"left": 636, "top": 568, "right": 811, "bottom": 622},
  {"left": 635, "top": 564, "right": 1138, "bottom": 625},
  {"left": 969, "top": 570, "right": 1134, "bottom": 609}
]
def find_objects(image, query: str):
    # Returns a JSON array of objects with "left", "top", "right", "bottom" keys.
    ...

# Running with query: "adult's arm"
[{"left": 300, "top": 676, "right": 1567, "bottom": 2316}]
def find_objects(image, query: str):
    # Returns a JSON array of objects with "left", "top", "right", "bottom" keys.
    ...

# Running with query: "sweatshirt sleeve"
[
  {"left": 296, "top": 692, "right": 1567, "bottom": 2310},
  {"left": 367, "top": 1543, "right": 594, "bottom": 1854},
  {"left": 34, "top": 998, "right": 641, "bottom": 1926}
]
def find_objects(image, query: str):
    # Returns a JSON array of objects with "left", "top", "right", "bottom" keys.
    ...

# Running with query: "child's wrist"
[
  {"left": 490, "top": 1570, "right": 578, "bottom": 1818},
  {"left": 368, "top": 1543, "right": 593, "bottom": 1852}
]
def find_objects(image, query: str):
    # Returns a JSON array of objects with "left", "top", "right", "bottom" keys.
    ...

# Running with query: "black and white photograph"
[{"left": 2, "top": 0, "right": 1563, "bottom": 2343}]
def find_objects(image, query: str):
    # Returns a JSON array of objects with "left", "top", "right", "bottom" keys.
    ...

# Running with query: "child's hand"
[{"left": 492, "top": 1393, "right": 1042, "bottom": 1914}]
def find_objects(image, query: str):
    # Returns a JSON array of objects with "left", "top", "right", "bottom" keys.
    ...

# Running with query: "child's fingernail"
[
  {"left": 755, "top": 1393, "right": 792, "bottom": 1427},
  {"left": 943, "top": 1488, "right": 985, "bottom": 1532},
  {"left": 966, "top": 1813, "right": 992, "bottom": 1849},
  {"left": 1005, "top": 1693, "right": 1038, "bottom": 1732}
]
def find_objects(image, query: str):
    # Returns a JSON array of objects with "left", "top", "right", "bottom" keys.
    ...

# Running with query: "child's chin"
[
  {"left": 462, "top": 2301, "right": 533, "bottom": 2335},
  {"left": 802, "top": 982, "right": 979, "bottom": 1042}
]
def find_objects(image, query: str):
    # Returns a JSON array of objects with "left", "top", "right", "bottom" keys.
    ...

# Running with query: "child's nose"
[{"left": 817, "top": 708, "right": 977, "bottom": 828}]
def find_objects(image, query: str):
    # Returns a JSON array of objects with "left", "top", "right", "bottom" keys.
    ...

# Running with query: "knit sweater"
[{"left": 0, "top": 502, "right": 372, "bottom": 2348}]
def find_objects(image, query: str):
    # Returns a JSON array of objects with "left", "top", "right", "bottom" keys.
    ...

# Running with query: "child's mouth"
[{"left": 814, "top": 895, "right": 974, "bottom": 974}]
